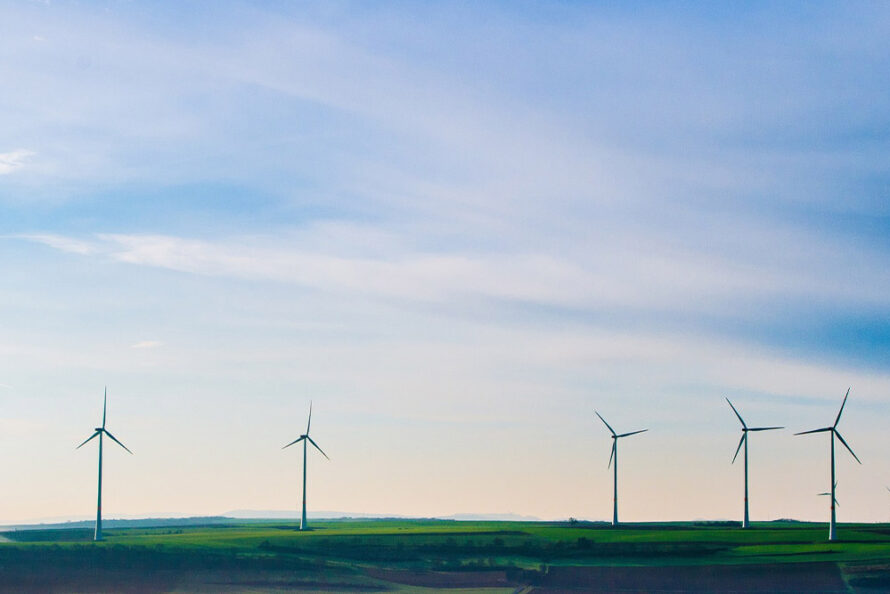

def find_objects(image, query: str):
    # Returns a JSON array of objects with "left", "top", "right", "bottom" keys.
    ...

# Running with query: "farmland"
[{"left": 2, "top": 519, "right": 890, "bottom": 591}]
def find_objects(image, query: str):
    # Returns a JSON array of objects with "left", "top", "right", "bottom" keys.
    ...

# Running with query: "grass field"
[{"left": 3, "top": 519, "right": 890, "bottom": 591}]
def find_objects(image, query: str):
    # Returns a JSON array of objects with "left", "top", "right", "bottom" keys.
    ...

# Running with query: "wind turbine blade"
[
  {"left": 307, "top": 436, "right": 330, "bottom": 460},
  {"left": 794, "top": 427, "right": 832, "bottom": 436},
  {"left": 102, "top": 387, "right": 107, "bottom": 429},
  {"left": 725, "top": 398, "right": 746, "bottom": 429},
  {"left": 833, "top": 387, "right": 850, "bottom": 428},
  {"left": 306, "top": 401, "right": 312, "bottom": 435},
  {"left": 103, "top": 430, "right": 133, "bottom": 454},
  {"left": 595, "top": 411, "right": 616, "bottom": 436},
  {"left": 76, "top": 431, "right": 100, "bottom": 449},
  {"left": 608, "top": 441, "right": 615, "bottom": 468},
  {"left": 817, "top": 492, "right": 839, "bottom": 506},
  {"left": 282, "top": 436, "right": 306, "bottom": 450},
  {"left": 748, "top": 426, "right": 784, "bottom": 432},
  {"left": 732, "top": 433, "right": 746, "bottom": 464},
  {"left": 616, "top": 429, "right": 648, "bottom": 438},
  {"left": 834, "top": 430, "right": 861, "bottom": 464}
]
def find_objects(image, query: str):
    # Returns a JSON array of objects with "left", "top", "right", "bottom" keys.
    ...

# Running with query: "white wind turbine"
[
  {"left": 596, "top": 411, "right": 647, "bottom": 526},
  {"left": 725, "top": 398, "right": 783, "bottom": 528},
  {"left": 795, "top": 388, "right": 860, "bottom": 541},
  {"left": 282, "top": 402, "right": 329, "bottom": 530},
  {"left": 76, "top": 388, "right": 132, "bottom": 541}
]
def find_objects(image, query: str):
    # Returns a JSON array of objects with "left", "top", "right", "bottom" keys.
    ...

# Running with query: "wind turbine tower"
[
  {"left": 596, "top": 411, "right": 647, "bottom": 526},
  {"left": 76, "top": 388, "right": 132, "bottom": 541},
  {"left": 795, "top": 388, "right": 860, "bottom": 541},
  {"left": 282, "top": 402, "right": 329, "bottom": 530},
  {"left": 725, "top": 398, "right": 783, "bottom": 528}
]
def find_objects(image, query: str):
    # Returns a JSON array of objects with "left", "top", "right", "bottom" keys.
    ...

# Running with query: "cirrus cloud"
[{"left": 0, "top": 149, "right": 35, "bottom": 175}]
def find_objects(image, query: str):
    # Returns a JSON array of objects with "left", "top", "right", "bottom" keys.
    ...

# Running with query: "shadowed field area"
[
  {"left": 533, "top": 563, "right": 846, "bottom": 592},
  {"left": 2, "top": 519, "right": 890, "bottom": 592}
]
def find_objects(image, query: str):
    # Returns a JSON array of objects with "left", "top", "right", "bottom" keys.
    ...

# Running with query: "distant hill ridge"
[
  {"left": 1, "top": 511, "right": 543, "bottom": 532},
  {"left": 224, "top": 510, "right": 542, "bottom": 522},
  {"left": 0, "top": 517, "right": 233, "bottom": 532},
  {"left": 0, "top": 515, "right": 815, "bottom": 534}
]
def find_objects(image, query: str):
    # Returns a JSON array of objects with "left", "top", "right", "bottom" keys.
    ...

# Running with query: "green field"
[{"left": 3, "top": 519, "right": 890, "bottom": 592}]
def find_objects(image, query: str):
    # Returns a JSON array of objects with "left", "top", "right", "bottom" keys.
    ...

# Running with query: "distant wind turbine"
[
  {"left": 595, "top": 411, "right": 647, "bottom": 526},
  {"left": 725, "top": 398, "right": 783, "bottom": 528},
  {"left": 282, "top": 402, "right": 329, "bottom": 531},
  {"left": 76, "top": 388, "right": 132, "bottom": 541},
  {"left": 795, "top": 388, "right": 860, "bottom": 541},
  {"left": 818, "top": 482, "right": 839, "bottom": 508}
]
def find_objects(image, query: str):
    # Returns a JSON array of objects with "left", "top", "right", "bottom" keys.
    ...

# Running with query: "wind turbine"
[
  {"left": 76, "top": 388, "right": 132, "bottom": 541},
  {"left": 595, "top": 411, "right": 647, "bottom": 526},
  {"left": 795, "top": 388, "right": 860, "bottom": 541},
  {"left": 725, "top": 398, "right": 783, "bottom": 528},
  {"left": 282, "top": 402, "right": 329, "bottom": 530}
]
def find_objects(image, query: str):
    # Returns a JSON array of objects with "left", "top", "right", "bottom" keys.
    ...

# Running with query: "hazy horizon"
[{"left": 1, "top": 1, "right": 889, "bottom": 525}]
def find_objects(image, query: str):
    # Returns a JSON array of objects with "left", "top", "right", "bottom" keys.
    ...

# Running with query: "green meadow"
[
  {"left": 3, "top": 519, "right": 890, "bottom": 591},
  {"left": 8, "top": 519, "right": 890, "bottom": 564}
]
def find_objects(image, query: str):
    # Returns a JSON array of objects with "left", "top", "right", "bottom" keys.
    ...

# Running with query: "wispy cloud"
[
  {"left": 0, "top": 149, "right": 35, "bottom": 175},
  {"left": 13, "top": 233, "right": 96, "bottom": 255},
  {"left": 15, "top": 229, "right": 890, "bottom": 320}
]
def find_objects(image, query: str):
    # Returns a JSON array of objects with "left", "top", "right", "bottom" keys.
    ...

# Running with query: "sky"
[{"left": 1, "top": 0, "right": 889, "bottom": 525}]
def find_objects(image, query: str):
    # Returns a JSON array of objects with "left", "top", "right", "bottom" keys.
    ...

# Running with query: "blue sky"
[{"left": 1, "top": 0, "right": 889, "bottom": 523}]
